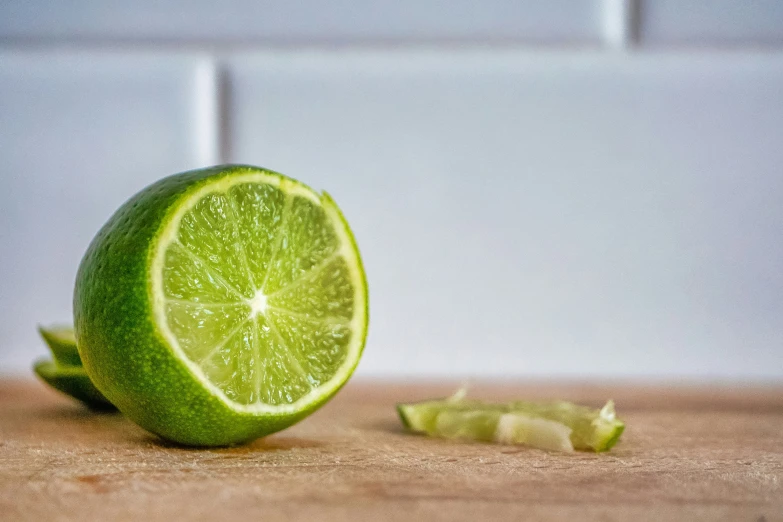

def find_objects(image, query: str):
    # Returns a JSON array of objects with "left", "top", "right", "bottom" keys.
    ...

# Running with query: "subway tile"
[
  {"left": 228, "top": 50, "right": 783, "bottom": 378},
  {"left": 0, "top": 50, "right": 205, "bottom": 373},
  {"left": 0, "top": 1, "right": 603, "bottom": 45},
  {"left": 640, "top": 0, "right": 783, "bottom": 45}
]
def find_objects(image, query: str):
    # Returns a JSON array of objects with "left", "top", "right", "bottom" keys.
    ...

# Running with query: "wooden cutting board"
[{"left": 1, "top": 379, "right": 781, "bottom": 521}]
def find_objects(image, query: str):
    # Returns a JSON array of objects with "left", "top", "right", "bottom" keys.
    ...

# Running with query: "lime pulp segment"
[{"left": 153, "top": 173, "right": 366, "bottom": 414}]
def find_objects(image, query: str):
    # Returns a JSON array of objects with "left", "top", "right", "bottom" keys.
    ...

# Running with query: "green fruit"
[
  {"left": 38, "top": 326, "right": 82, "bottom": 366},
  {"left": 75, "top": 165, "right": 368, "bottom": 446},
  {"left": 34, "top": 326, "right": 115, "bottom": 410},
  {"left": 398, "top": 392, "right": 625, "bottom": 452},
  {"left": 33, "top": 360, "right": 114, "bottom": 410}
]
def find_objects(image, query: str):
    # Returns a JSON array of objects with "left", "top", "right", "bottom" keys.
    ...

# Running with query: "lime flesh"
[
  {"left": 158, "top": 180, "right": 359, "bottom": 408},
  {"left": 398, "top": 395, "right": 625, "bottom": 452},
  {"left": 75, "top": 165, "right": 368, "bottom": 446}
]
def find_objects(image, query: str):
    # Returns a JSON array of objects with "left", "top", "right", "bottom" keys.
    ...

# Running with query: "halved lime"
[
  {"left": 398, "top": 393, "right": 624, "bottom": 452},
  {"left": 38, "top": 326, "right": 81, "bottom": 366},
  {"left": 75, "top": 165, "right": 368, "bottom": 446},
  {"left": 33, "top": 360, "right": 114, "bottom": 410}
]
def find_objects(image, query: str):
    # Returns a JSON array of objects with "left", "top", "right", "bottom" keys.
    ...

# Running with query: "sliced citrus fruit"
[
  {"left": 75, "top": 165, "right": 368, "bottom": 446},
  {"left": 398, "top": 392, "right": 624, "bottom": 452},
  {"left": 33, "top": 360, "right": 114, "bottom": 410},
  {"left": 38, "top": 326, "right": 82, "bottom": 366}
]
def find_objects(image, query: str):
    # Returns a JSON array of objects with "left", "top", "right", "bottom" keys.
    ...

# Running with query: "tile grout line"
[
  {"left": 193, "top": 57, "right": 221, "bottom": 166},
  {"left": 216, "top": 60, "right": 233, "bottom": 164},
  {"left": 602, "top": 0, "right": 639, "bottom": 51}
]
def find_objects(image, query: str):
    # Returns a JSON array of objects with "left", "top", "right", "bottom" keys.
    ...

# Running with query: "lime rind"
[
  {"left": 35, "top": 325, "right": 115, "bottom": 410},
  {"left": 397, "top": 404, "right": 412, "bottom": 430},
  {"left": 38, "top": 326, "right": 82, "bottom": 366},
  {"left": 397, "top": 394, "right": 625, "bottom": 453},
  {"left": 33, "top": 360, "right": 115, "bottom": 410}
]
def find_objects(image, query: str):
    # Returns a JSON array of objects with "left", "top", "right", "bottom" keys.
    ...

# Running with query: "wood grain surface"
[{"left": 1, "top": 379, "right": 782, "bottom": 521}]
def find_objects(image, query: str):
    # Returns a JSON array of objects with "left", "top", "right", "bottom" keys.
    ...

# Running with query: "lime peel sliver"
[{"left": 397, "top": 391, "right": 625, "bottom": 453}]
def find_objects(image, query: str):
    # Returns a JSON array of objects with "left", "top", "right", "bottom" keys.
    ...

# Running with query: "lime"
[
  {"left": 38, "top": 326, "right": 82, "bottom": 366},
  {"left": 33, "top": 360, "right": 115, "bottom": 410},
  {"left": 398, "top": 392, "right": 624, "bottom": 452},
  {"left": 34, "top": 325, "right": 115, "bottom": 409},
  {"left": 75, "top": 165, "right": 368, "bottom": 446}
]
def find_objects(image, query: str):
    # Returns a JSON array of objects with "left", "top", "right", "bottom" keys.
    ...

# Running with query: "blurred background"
[{"left": 1, "top": 1, "right": 781, "bottom": 379}]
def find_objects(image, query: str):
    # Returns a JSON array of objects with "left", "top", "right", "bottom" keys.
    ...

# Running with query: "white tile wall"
[
  {"left": 228, "top": 51, "right": 783, "bottom": 378},
  {"left": 0, "top": 51, "right": 207, "bottom": 372},
  {"left": 0, "top": 1, "right": 603, "bottom": 44},
  {"left": 640, "top": 0, "right": 783, "bottom": 45},
  {"left": 1, "top": 1, "right": 782, "bottom": 378}
]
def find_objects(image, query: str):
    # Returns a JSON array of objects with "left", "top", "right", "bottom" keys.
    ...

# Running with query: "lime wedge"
[
  {"left": 38, "top": 326, "right": 81, "bottom": 366},
  {"left": 75, "top": 165, "right": 368, "bottom": 446},
  {"left": 34, "top": 325, "right": 115, "bottom": 409},
  {"left": 33, "top": 360, "right": 114, "bottom": 410},
  {"left": 398, "top": 393, "right": 625, "bottom": 452}
]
